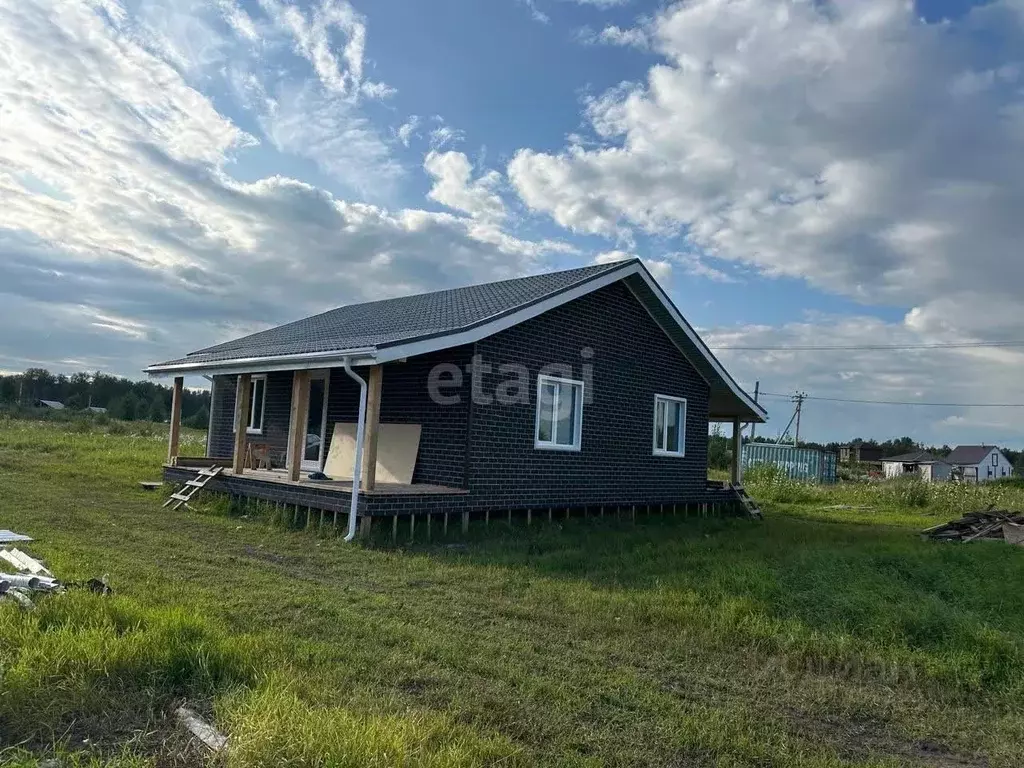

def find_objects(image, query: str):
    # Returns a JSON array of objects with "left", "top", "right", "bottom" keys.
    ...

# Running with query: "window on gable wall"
[
  {"left": 246, "top": 375, "right": 266, "bottom": 434},
  {"left": 535, "top": 374, "right": 583, "bottom": 451},
  {"left": 653, "top": 394, "right": 687, "bottom": 457}
]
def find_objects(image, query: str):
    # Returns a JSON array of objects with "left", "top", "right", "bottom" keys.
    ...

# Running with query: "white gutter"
[{"left": 342, "top": 357, "right": 368, "bottom": 542}]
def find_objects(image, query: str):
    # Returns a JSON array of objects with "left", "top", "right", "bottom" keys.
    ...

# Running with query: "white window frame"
[
  {"left": 652, "top": 394, "right": 687, "bottom": 458},
  {"left": 246, "top": 374, "right": 267, "bottom": 435},
  {"left": 534, "top": 374, "right": 584, "bottom": 452}
]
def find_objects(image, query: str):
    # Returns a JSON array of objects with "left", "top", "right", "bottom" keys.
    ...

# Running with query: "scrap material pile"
[
  {"left": 1, "top": 546, "right": 61, "bottom": 607},
  {"left": 922, "top": 509, "right": 1024, "bottom": 545}
]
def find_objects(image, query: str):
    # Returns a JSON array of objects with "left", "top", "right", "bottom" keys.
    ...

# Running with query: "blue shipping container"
[{"left": 741, "top": 443, "right": 837, "bottom": 484}]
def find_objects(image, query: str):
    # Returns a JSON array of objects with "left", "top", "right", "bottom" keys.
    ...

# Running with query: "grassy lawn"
[{"left": 1, "top": 417, "right": 1023, "bottom": 766}]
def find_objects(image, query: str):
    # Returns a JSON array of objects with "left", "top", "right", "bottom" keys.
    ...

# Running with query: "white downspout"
[{"left": 342, "top": 358, "right": 368, "bottom": 542}]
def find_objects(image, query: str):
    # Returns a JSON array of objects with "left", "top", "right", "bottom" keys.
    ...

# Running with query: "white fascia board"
[{"left": 144, "top": 348, "right": 377, "bottom": 378}]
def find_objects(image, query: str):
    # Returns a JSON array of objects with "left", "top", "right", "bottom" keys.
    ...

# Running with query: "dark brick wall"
[
  {"left": 320, "top": 346, "right": 473, "bottom": 487},
  {"left": 207, "top": 372, "right": 294, "bottom": 462},
  {"left": 466, "top": 280, "right": 710, "bottom": 508}
]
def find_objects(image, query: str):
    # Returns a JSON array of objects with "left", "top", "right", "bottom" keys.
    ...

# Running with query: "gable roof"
[
  {"left": 945, "top": 445, "right": 1001, "bottom": 465},
  {"left": 36, "top": 399, "right": 64, "bottom": 409},
  {"left": 882, "top": 450, "right": 946, "bottom": 464},
  {"left": 145, "top": 259, "right": 766, "bottom": 421}
]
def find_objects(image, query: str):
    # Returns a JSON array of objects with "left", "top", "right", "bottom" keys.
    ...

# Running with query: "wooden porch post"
[
  {"left": 232, "top": 373, "right": 251, "bottom": 475},
  {"left": 361, "top": 365, "right": 383, "bottom": 490},
  {"left": 287, "top": 370, "right": 311, "bottom": 482},
  {"left": 167, "top": 376, "right": 184, "bottom": 465},
  {"left": 730, "top": 416, "right": 743, "bottom": 486}
]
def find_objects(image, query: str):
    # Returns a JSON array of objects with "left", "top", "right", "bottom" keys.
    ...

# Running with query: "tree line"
[{"left": 0, "top": 368, "right": 211, "bottom": 428}]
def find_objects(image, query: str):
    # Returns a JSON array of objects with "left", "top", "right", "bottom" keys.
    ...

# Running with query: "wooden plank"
[
  {"left": 232, "top": 373, "right": 251, "bottom": 475},
  {"left": 287, "top": 371, "right": 310, "bottom": 483},
  {"left": 361, "top": 365, "right": 383, "bottom": 490},
  {"left": 167, "top": 376, "right": 184, "bottom": 465},
  {"left": 730, "top": 416, "right": 742, "bottom": 486}
]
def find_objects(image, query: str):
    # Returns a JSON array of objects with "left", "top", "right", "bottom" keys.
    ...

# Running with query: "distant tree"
[
  {"left": 148, "top": 397, "right": 167, "bottom": 423},
  {"left": 707, "top": 424, "right": 731, "bottom": 470},
  {"left": 0, "top": 377, "right": 17, "bottom": 404},
  {"left": 183, "top": 404, "right": 210, "bottom": 430},
  {"left": 111, "top": 392, "right": 140, "bottom": 421}
]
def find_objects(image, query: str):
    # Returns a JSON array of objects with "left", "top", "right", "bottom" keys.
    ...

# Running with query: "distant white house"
[
  {"left": 35, "top": 399, "right": 65, "bottom": 410},
  {"left": 945, "top": 445, "right": 1014, "bottom": 483},
  {"left": 881, "top": 450, "right": 952, "bottom": 483}
]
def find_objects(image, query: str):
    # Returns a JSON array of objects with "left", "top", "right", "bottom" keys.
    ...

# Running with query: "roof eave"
[{"left": 144, "top": 347, "right": 378, "bottom": 378}]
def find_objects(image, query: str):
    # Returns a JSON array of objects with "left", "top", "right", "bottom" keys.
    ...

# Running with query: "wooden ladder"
[
  {"left": 163, "top": 466, "right": 223, "bottom": 511},
  {"left": 730, "top": 484, "right": 763, "bottom": 519}
]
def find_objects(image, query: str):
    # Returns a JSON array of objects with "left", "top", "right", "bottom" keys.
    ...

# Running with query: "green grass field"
[{"left": 1, "top": 417, "right": 1023, "bottom": 767}]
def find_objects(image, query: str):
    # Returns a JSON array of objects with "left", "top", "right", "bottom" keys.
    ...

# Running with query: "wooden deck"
[{"left": 218, "top": 467, "right": 467, "bottom": 496}]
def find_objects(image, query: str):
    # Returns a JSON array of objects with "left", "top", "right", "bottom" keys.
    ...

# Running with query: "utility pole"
[
  {"left": 749, "top": 381, "right": 760, "bottom": 440},
  {"left": 793, "top": 391, "right": 807, "bottom": 446}
]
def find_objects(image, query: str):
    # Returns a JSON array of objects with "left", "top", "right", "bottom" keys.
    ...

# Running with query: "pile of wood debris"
[{"left": 922, "top": 509, "right": 1024, "bottom": 545}]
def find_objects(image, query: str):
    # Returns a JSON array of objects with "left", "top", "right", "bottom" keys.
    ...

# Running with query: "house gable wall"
[
  {"left": 466, "top": 280, "right": 711, "bottom": 508},
  {"left": 956, "top": 448, "right": 1015, "bottom": 482}
]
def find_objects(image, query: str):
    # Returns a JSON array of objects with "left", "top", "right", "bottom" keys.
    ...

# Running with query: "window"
[
  {"left": 246, "top": 375, "right": 266, "bottom": 434},
  {"left": 535, "top": 375, "right": 583, "bottom": 451},
  {"left": 992, "top": 452, "right": 999, "bottom": 466},
  {"left": 653, "top": 395, "right": 686, "bottom": 457}
]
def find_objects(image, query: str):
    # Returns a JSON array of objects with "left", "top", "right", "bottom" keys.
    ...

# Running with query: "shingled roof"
[
  {"left": 146, "top": 259, "right": 766, "bottom": 421},
  {"left": 882, "top": 450, "right": 947, "bottom": 464},
  {"left": 945, "top": 445, "right": 1000, "bottom": 465},
  {"left": 152, "top": 262, "right": 622, "bottom": 368}
]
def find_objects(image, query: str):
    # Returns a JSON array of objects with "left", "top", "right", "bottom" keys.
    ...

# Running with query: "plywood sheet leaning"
[{"left": 324, "top": 423, "right": 422, "bottom": 485}]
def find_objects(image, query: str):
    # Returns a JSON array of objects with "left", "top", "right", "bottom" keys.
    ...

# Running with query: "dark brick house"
[{"left": 147, "top": 259, "right": 765, "bottom": 539}]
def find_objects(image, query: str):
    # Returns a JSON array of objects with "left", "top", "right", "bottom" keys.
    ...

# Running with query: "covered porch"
[
  {"left": 163, "top": 361, "right": 464, "bottom": 533},
  {"left": 165, "top": 366, "right": 391, "bottom": 486}
]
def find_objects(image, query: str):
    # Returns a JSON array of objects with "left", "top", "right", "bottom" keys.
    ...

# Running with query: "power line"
[
  {"left": 758, "top": 391, "right": 1024, "bottom": 407},
  {"left": 710, "top": 340, "right": 1024, "bottom": 351}
]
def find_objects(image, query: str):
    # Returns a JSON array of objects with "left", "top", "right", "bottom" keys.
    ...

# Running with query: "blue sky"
[{"left": 1, "top": 0, "right": 1023, "bottom": 446}]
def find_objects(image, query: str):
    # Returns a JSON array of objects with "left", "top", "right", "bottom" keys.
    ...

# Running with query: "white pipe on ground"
[{"left": 342, "top": 357, "right": 368, "bottom": 542}]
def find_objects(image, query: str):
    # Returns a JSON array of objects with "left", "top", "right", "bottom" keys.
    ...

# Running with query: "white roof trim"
[
  {"left": 144, "top": 261, "right": 765, "bottom": 420},
  {"left": 145, "top": 347, "right": 376, "bottom": 377}
]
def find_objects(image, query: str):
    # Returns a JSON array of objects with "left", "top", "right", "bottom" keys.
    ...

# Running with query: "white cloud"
[
  {"left": 429, "top": 119, "right": 466, "bottom": 150},
  {"left": 0, "top": 0, "right": 571, "bottom": 376},
  {"left": 578, "top": 24, "right": 649, "bottom": 48},
  {"left": 424, "top": 151, "right": 506, "bottom": 223},
  {"left": 704, "top": 316, "right": 1024, "bottom": 444},
  {"left": 671, "top": 252, "right": 736, "bottom": 283},
  {"left": 594, "top": 250, "right": 672, "bottom": 282},
  {"left": 262, "top": 85, "right": 403, "bottom": 196},
  {"left": 396, "top": 116, "right": 420, "bottom": 147},
  {"left": 518, "top": 0, "right": 550, "bottom": 24},
  {"left": 509, "top": 0, "right": 1024, "bottom": 343},
  {"left": 258, "top": 0, "right": 369, "bottom": 97}
]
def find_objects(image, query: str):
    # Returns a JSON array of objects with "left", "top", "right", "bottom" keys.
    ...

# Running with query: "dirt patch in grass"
[
  {"left": 787, "top": 708, "right": 989, "bottom": 767},
  {"left": 239, "top": 544, "right": 301, "bottom": 567}
]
